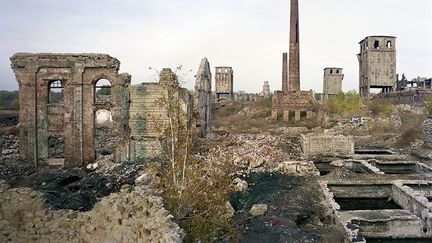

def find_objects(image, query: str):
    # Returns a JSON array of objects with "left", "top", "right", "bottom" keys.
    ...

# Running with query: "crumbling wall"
[
  {"left": 271, "top": 90, "right": 314, "bottom": 122},
  {"left": 215, "top": 67, "right": 233, "bottom": 102},
  {"left": 117, "top": 68, "right": 193, "bottom": 161},
  {"left": 10, "top": 53, "right": 130, "bottom": 167},
  {"left": 194, "top": 58, "right": 212, "bottom": 137},
  {"left": 301, "top": 134, "right": 354, "bottom": 156},
  {"left": 0, "top": 181, "right": 184, "bottom": 242}
]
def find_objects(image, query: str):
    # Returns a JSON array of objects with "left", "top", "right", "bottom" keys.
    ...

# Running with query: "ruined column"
[
  {"left": 282, "top": 53, "right": 288, "bottom": 93},
  {"left": 289, "top": 0, "right": 300, "bottom": 91},
  {"left": 295, "top": 110, "right": 301, "bottom": 121}
]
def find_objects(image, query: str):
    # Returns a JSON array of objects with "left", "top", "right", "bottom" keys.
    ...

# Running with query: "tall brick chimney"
[
  {"left": 282, "top": 52, "right": 288, "bottom": 92},
  {"left": 288, "top": 0, "right": 300, "bottom": 91}
]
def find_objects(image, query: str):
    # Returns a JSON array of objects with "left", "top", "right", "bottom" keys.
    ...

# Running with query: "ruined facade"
[
  {"left": 323, "top": 67, "right": 343, "bottom": 98},
  {"left": 117, "top": 68, "right": 193, "bottom": 161},
  {"left": 271, "top": 0, "right": 314, "bottom": 122},
  {"left": 215, "top": 67, "right": 233, "bottom": 102},
  {"left": 358, "top": 36, "right": 397, "bottom": 98},
  {"left": 10, "top": 53, "right": 130, "bottom": 167},
  {"left": 194, "top": 58, "right": 212, "bottom": 137},
  {"left": 272, "top": 91, "right": 314, "bottom": 121}
]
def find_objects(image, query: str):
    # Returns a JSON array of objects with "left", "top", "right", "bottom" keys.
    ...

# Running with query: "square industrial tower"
[
  {"left": 357, "top": 36, "right": 396, "bottom": 98},
  {"left": 215, "top": 67, "right": 234, "bottom": 102},
  {"left": 323, "top": 67, "right": 344, "bottom": 98}
]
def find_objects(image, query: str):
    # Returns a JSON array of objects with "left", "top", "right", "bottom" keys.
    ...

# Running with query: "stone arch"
[
  {"left": 48, "top": 80, "right": 64, "bottom": 104},
  {"left": 94, "top": 79, "right": 112, "bottom": 103}
]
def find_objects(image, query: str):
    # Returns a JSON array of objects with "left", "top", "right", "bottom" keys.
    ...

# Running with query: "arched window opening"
[
  {"left": 374, "top": 40, "right": 380, "bottom": 49},
  {"left": 48, "top": 80, "right": 64, "bottom": 103},
  {"left": 95, "top": 79, "right": 111, "bottom": 103},
  {"left": 386, "top": 41, "right": 392, "bottom": 48}
]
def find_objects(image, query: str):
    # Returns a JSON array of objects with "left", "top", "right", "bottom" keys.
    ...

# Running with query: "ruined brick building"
[
  {"left": 11, "top": 53, "right": 194, "bottom": 166},
  {"left": 194, "top": 58, "right": 212, "bottom": 137},
  {"left": 358, "top": 36, "right": 397, "bottom": 98},
  {"left": 272, "top": 0, "right": 314, "bottom": 122},
  {"left": 323, "top": 67, "right": 344, "bottom": 99},
  {"left": 215, "top": 67, "right": 234, "bottom": 102},
  {"left": 10, "top": 53, "right": 130, "bottom": 167}
]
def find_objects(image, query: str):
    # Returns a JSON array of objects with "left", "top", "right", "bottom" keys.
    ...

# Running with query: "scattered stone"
[
  {"left": 250, "top": 204, "right": 268, "bottom": 216},
  {"left": 225, "top": 201, "right": 235, "bottom": 218},
  {"left": 232, "top": 178, "right": 248, "bottom": 191}
]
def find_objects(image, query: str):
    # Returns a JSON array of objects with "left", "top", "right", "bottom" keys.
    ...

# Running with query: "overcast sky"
[{"left": 0, "top": 0, "right": 431, "bottom": 93}]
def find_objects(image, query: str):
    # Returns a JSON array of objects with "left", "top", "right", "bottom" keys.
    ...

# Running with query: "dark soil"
[
  {"left": 229, "top": 173, "right": 345, "bottom": 243},
  {"left": 0, "top": 160, "right": 145, "bottom": 211},
  {"left": 0, "top": 114, "right": 18, "bottom": 127}
]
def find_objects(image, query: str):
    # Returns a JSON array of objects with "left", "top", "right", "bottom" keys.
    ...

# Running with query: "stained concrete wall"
[
  {"left": 323, "top": 68, "right": 343, "bottom": 97},
  {"left": 10, "top": 53, "right": 130, "bottom": 167},
  {"left": 215, "top": 67, "right": 233, "bottom": 101},
  {"left": 301, "top": 134, "right": 354, "bottom": 156},
  {"left": 358, "top": 36, "right": 397, "bottom": 97},
  {"left": 117, "top": 68, "right": 193, "bottom": 161},
  {"left": 194, "top": 58, "right": 212, "bottom": 137}
]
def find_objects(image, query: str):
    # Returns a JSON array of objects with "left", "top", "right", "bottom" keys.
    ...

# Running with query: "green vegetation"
[
  {"left": 0, "top": 91, "right": 19, "bottom": 110},
  {"left": 326, "top": 90, "right": 361, "bottom": 117},
  {"left": 368, "top": 99, "right": 394, "bottom": 117},
  {"left": 424, "top": 101, "right": 432, "bottom": 117},
  {"left": 96, "top": 86, "right": 111, "bottom": 95}
]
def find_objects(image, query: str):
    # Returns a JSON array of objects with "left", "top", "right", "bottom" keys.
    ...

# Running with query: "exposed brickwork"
[
  {"left": 282, "top": 53, "right": 288, "bottom": 92},
  {"left": 272, "top": 0, "right": 314, "bottom": 123},
  {"left": 289, "top": 0, "right": 300, "bottom": 92}
]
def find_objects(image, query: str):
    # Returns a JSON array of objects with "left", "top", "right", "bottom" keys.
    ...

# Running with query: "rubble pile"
[
  {"left": 0, "top": 159, "right": 145, "bottom": 211},
  {"left": 95, "top": 127, "right": 118, "bottom": 157},
  {"left": 204, "top": 134, "right": 316, "bottom": 176},
  {"left": 0, "top": 135, "right": 19, "bottom": 161},
  {"left": 0, "top": 181, "right": 184, "bottom": 242},
  {"left": 327, "top": 117, "right": 371, "bottom": 135}
]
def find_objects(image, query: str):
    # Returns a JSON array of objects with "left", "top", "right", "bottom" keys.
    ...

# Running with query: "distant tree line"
[{"left": 0, "top": 91, "right": 19, "bottom": 110}]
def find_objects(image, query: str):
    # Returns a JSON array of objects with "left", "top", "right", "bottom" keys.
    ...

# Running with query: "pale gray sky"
[{"left": 1, "top": 0, "right": 431, "bottom": 93}]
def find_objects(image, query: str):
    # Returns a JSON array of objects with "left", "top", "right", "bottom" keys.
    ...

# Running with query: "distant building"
[
  {"left": 215, "top": 67, "right": 233, "bottom": 102},
  {"left": 261, "top": 81, "right": 271, "bottom": 97},
  {"left": 396, "top": 74, "right": 432, "bottom": 91},
  {"left": 323, "top": 68, "right": 343, "bottom": 99},
  {"left": 358, "top": 36, "right": 396, "bottom": 98}
]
